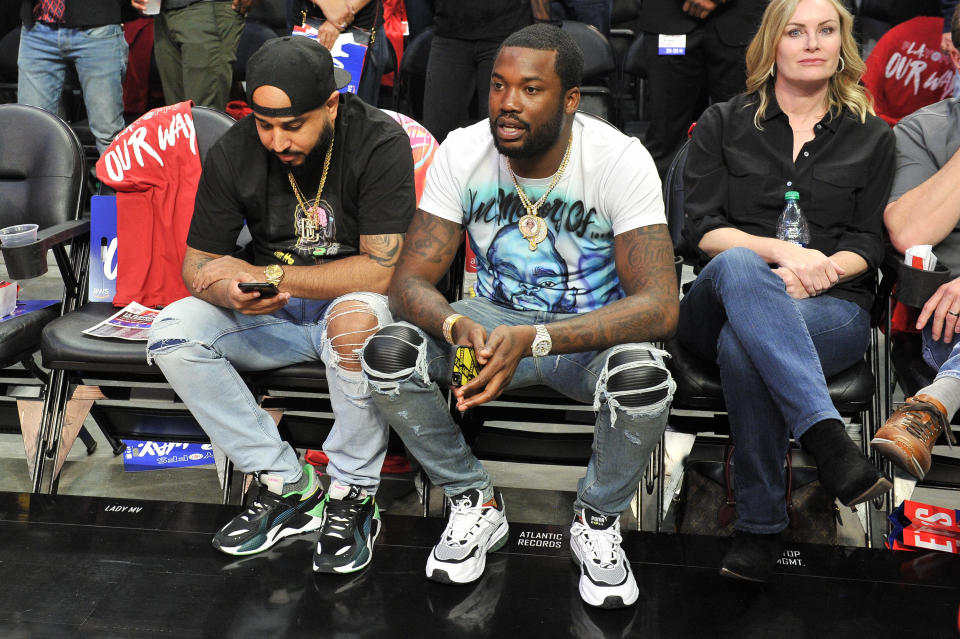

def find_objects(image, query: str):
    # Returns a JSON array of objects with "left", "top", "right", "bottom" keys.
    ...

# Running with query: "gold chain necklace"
[
  {"left": 508, "top": 132, "right": 573, "bottom": 251},
  {"left": 287, "top": 132, "right": 334, "bottom": 242}
]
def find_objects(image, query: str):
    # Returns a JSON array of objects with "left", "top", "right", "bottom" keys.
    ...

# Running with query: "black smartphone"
[
  {"left": 237, "top": 282, "right": 279, "bottom": 298},
  {"left": 450, "top": 345, "right": 482, "bottom": 387}
]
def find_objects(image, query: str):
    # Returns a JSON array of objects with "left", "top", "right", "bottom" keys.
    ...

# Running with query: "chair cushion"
[
  {"left": 666, "top": 337, "right": 875, "bottom": 413},
  {"left": 0, "top": 303, "right": 58, "bottom": 368},
  {"left": 41, "top": 302, "right": 153, "bottom": 374}
]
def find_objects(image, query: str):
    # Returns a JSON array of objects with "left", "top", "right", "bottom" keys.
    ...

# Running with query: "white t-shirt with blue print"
[{"left": 419, "top": 113, "right": 665, "bottom": 314}]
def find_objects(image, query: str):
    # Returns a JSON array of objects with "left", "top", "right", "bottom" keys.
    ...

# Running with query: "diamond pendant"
[
  {"left": 518, "top": 213, "right": 548, "bottom": 251},
  {"left": 308, "top": 205, "right": 328, "bottom": 228}
]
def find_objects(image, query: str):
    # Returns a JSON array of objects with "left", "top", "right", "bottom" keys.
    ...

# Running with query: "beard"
[
  {"left": 489, "top": 99, "right": 565, "bottom": 160},
  {"left": 277, "top": 119, "right": 335, "bottom": 167}
]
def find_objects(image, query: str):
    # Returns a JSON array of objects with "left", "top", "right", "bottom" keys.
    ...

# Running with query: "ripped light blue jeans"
[
  {"left": 363, "top": 297, "right": 675, "bottom": 516},
  {"left": 148, "top": 293, "right": 392, "bottom": 491}
]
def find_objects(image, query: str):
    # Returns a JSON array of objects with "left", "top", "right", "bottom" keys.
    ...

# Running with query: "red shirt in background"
[
  {"left": 863, "top": 16, "right": 957, "bottom": 126},
  {"left": 96, "top": 101, "right": 202, "bottom": 308}
]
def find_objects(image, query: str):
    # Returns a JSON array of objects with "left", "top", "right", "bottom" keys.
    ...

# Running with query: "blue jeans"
[
  {"left": 677, "top": 248, "right": 870, "bottom": 533},
  {"left": 18, "top": 23, "right": 127, "bottom": 154},
  {"left": 363, "top": 297, "right": 675, "bottom": 516},
  {"left": 922, "top": 324, "right": 960, "bottom": 383},
  {"left": 147, "top": 293, "right": 393, "bottom": 491}
]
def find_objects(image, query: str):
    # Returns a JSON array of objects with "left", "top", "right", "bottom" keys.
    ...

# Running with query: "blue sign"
[{"left": 122, "top": 440, "right": 215, "bottom": 472}]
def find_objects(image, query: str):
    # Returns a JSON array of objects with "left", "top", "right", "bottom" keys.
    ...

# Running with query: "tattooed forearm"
[
  {"left": 548, "top": 224, "right": 679, "bottom": 353},
  {"left": 361, "top": 233, "right": 404, "bottom": 268}
]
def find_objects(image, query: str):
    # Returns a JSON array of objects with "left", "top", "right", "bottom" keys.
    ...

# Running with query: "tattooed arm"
[
  {"left": 454, "top": 224, "right": 679, "bottom": 410},
  {"left": 388, "top": 210, "right": 468, "bottom": 340},
  {"left": 185, "top": 232, "right": 403, "bottom": 313}
]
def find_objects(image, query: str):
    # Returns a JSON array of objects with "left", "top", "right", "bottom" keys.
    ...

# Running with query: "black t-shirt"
[
  {"left": 683, "top": 92, "right": 895, "bottom": 311},
  {"left": 188, "top": 93, "right": 415, "bottom": 267},
  {"left": 433, "top": 0, "right": 532, "bottom": 40}
]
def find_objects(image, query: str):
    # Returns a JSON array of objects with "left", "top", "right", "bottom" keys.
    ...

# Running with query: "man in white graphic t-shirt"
[{"left": 361, "top": 24, "right": 678, "bottom": 609}]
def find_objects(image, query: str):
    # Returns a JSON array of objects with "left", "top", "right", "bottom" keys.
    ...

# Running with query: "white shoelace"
[
  {"left": 443, "top": 497, "right": 488, "bottom": 545},
  {"left": 571, "top": 520, "right": 623, "bottom": 569}
]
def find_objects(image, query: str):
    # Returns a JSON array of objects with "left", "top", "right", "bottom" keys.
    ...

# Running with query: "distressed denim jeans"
[
  {"left": 363, "top": 296, "right": 675, "bottom": 517},
  {"left": 148, "top": 293, "right": 392, "bottom": 491}
]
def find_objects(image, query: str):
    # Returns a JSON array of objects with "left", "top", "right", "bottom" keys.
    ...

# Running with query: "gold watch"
[{"left": 264, "top": 264, "right": 284, "bottom": 287}]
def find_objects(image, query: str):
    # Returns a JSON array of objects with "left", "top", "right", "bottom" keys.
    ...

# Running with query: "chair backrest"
[
  {"left": 560, "top": 20, "right": 615, "bottom": 82},
  {"left": 663, "top": 137, "right": 692, "bottom": 253},
  {"left": 0, "top": 104, "right": 85, "bottom": 231},
  {"left": 622, "top": 32, "right": 646, "bottom": 80},
  {"left": 192, "top": 105, "right": 237, "bottom": 163},
  {"left": 399, "top": 26, "right": 434, "bottom": 78}
]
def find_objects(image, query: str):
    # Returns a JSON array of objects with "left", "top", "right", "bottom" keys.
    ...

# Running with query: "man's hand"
[
  {"left": 193, "top": 255, "right": 259, "bottom": 292},
  {"left": 682, "top": 0, "right": 718, "bottom": 19},
  {"left": 232, "top": 0, "right": 258, "bottom": 14},
  {"left": 228, "top": 273, "right": 291, "bottom": 315},
  {"left": 773, "top": 242, "right": 844, "bottom": 297},
  {"left": 130, "top": 0, "right": 148, "bottom": 11},
  {"left": 316, "top": 20, "right": 342, "bottom": 49},
  {"left": 453, "top": 324, "right": 535, "bottom": 411},
  {"left": 772, "top": 267, "right": 811, "bottom": 299},
  {"left": 917, "top": 276, "right": 960, "bottom": 343}
]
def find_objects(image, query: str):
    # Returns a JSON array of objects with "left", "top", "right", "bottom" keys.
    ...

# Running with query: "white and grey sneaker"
[
  {"left": 426, "top": 488, "right": 509, "bottom": 584},
  {"left": 570, "top": 507, "right": 639, "bottom": 608}
]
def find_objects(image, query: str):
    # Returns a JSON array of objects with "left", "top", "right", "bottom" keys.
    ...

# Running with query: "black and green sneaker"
[
  {"left": 313, "top": 483, "right": 381, "bottom": 574},
  {"left": 212, "top": 464, "right": 326, "bottom": 556}
]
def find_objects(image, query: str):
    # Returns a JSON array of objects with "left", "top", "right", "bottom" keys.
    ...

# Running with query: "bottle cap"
[{"left": 785, "top": 191, "right": 800, "bottom": 200}]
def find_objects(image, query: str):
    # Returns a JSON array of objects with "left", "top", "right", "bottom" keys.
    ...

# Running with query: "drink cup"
[
  {"left": 143, "top": 0, "right": 161, "bottom": 16},
  {"left": 0, "top": 223, "right": 38, "bottom": 247}
]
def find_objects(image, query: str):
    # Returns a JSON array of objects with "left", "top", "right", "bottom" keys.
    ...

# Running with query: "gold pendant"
[{"left": 518, "top": 213, "right": 548, "bottom": 251}]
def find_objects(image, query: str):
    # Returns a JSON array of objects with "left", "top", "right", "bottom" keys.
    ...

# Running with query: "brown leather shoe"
[{"left": 871, "top": 394, "right": 955, "bottom": 479}]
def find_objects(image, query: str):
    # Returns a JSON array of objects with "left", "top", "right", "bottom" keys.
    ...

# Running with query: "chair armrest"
[{"left": 1, "top": 219, "right": 90, "bottom": 280}]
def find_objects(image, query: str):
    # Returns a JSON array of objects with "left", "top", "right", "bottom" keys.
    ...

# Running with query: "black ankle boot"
[
  {"left": 800, "top": 420, "right": 891, "bottom": 507},
  {"left": 720, "top": 530, "right": 783, "bottom": 582}
]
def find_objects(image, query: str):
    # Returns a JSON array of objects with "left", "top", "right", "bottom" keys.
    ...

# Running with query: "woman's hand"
[
  {"left": 772, "top": 267, "right": 811, "bottom": 299},
  {"left": 315, "top": 20, "right": 342, "bottom": 49},
  {"left": 773, "top": 241, "right": 844, "bottom": 297}
]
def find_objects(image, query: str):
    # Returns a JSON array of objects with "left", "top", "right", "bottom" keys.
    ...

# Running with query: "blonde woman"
[{"left": 678, "top": 0, "right": 894, "bottom": 582}]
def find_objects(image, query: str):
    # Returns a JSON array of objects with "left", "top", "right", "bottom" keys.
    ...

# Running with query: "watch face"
[{"left": 532, "top": 338, "right": 551, "bottom": 357}]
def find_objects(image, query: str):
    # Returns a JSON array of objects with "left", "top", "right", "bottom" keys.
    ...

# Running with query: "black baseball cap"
[{"left": 246, "top": 36, "right": 351, "bottom": 117}]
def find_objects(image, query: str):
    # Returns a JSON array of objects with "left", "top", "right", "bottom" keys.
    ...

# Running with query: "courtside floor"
[{"left": 0, "top": 491, "right": 957, "bottom": 638}]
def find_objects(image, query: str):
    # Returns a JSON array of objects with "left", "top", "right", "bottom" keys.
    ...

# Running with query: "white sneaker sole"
[
  {"left": 426, "top": 519, "right": 509, "bottom": 585},
  {"left": 215, "top": 515, "right": 324, "bottom": 557}
]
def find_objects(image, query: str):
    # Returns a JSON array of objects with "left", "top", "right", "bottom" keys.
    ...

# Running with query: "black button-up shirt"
[{"left": 683, "top": 92, "right": 895, "bottom": 311}]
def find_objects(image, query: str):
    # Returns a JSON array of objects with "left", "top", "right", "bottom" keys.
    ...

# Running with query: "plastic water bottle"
[{"left": 776, "top": 190, "right": 810, "bottom": 247}]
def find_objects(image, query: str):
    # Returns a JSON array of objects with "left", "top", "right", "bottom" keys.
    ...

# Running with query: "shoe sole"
[
  {"left": 214, "top": 514, "right": 324, "bottom": 557},
  {"left": 313, "top": 517, "right": 382, "bottom": 574},
  {"left": 838, "top": 475, "right": 893, "bottom": 508},
  {"left": 870, "top": 438, "right": 926, "bottom": 480},
  {"left": 570, "top": 543, "right": 639, "bottom": 608},
  {"left": 426, "top": 521, "right": 509, "bottom": 585}
]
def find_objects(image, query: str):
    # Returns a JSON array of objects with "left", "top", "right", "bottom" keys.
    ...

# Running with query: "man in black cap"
[{"left": 147, "top": 36, "right": 416, "bottom": 574}]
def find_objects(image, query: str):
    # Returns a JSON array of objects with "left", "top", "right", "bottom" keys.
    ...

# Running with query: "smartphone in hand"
[
  {"left": 237, "top": 282, "right": 279, "bottom": 298},
  {"left": 451, "top": 345, "right": 482, "bottom": 387}
]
